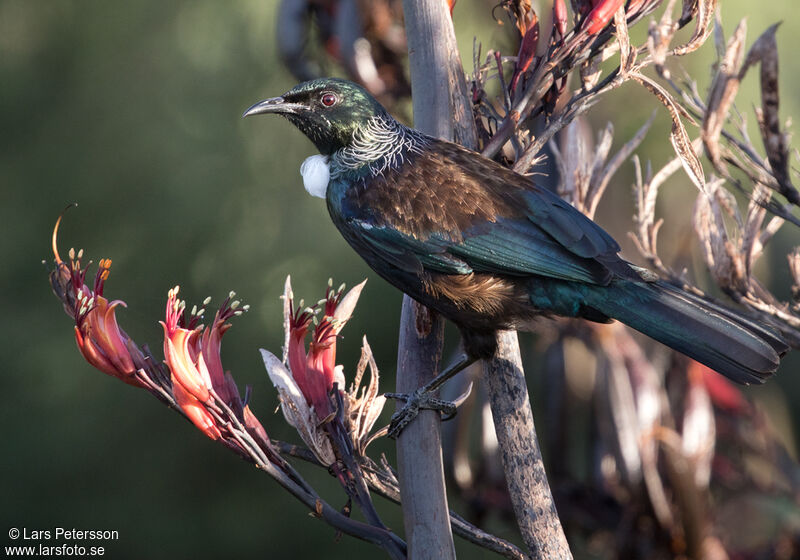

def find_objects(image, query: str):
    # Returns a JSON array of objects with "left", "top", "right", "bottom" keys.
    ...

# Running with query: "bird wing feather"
[
  {"left": 339, "top": 139, "right": 623, "bottom": 285},
  {"left": 343, "top": 218, "right": 474, "bottom": 275},
  {"left": 431, "top": 139, "right": 621, "bottom": 260},
  {"left": 445, "top": 215, "right": 613, "bottom": 283},
  {"left": 344, "top": 208, "right": 614, "bottom": 285}
]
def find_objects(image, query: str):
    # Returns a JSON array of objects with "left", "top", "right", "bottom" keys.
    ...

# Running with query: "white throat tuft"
[{"left": 300, "top": 155, "right": 330, "bottom": 199}]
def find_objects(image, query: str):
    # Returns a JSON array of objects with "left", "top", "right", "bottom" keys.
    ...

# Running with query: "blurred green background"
[{"left": 1, "top": 1, "right": 798, "bottom": 558}]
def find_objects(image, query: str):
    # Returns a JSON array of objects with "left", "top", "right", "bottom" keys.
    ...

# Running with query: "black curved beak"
[{"left": 242, "top": 97, "right": 304, "bottom": 118}]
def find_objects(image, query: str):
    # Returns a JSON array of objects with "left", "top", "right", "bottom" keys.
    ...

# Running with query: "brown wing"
[{"left": 340, "top": 138, "right": 625, "bottom": 285}]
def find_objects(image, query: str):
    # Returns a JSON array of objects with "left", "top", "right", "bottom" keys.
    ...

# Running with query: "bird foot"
[{"left": 384, "top": 382, "right": 472, "bottom": 439}]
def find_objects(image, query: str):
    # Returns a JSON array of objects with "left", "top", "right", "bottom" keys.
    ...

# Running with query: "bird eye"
[{"left": 320, "top": 92, "right": 338, "bottom": 107}]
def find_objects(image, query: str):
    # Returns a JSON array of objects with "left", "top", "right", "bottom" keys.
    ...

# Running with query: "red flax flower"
[
  {"left": 510, "top": 12, "right": 539, "bottom": 94},
  {"left": 262, "top": 276, "right": 385, "bottom": 465},
  {"left": 161, "top": 286, "right": 249, "bottom": 440},
  {"left": 284, "top": 277, "right": 364, "bottom": 419},
  {"left": 553, "top": 0, "right": 568, "bottom": 37},
  {"left": 583, "top": 0, "right": 626, "bottom": 35},
  {"left": 50, "top": 215, "right": 146, "bottom": 387}
]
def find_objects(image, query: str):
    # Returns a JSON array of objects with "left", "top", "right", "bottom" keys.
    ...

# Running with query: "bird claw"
[
  {"left": 385, "top": 390, "right": 455, "bottom": 439},
  {"left": 384, "top": 382, "right": 473, "bottom": 439}
]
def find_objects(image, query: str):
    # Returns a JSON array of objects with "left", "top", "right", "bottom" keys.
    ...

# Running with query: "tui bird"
[{"left": 244, "top": 78, "right": 788, "bottom": 434}]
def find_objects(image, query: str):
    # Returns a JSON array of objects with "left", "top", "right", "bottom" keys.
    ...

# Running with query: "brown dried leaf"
[
  {"left": 742, "top": 183, "right": 770, "bottom": 272},
  {"left": 702, "top": 19, "right": 747, "bottom": 172},
  {"left": 281, "top": 276, "right": 293, "bottom": 364},
  {"left": 679, "top": 0, "right": 698, "bottom": 22},
  {"left": 614, "top": 6, "right": 633, "bottom": 73},
  {"left": 629, "top": 155, "right": 670, "bottom": 275},
  {"left": 742, "top": 180, "right": 785, "bottom": 271},
  {"left": 757, "top": 215, "right": 784, "bottom": 255},
  {"left": 672, "top": 0, "right": 718, "bottom": 56},
  {"left": 789, "top": 248, "right": 800, "bottom": 302},
  {"left": 693, "top": 180, "right": 734, "bottom": 285},
  {"left": 559, "top": 118, "right": 593, "bottom": 209},
  {"left": 695, "top": 180, "right": 757, "bottom": 293},
  {"left": 633, "top": 72, "right": 706, "bottom": 193},
  {"left": 348, "top": 336, "right": 386, "bottom": 454},
  {"left": 714, "top": 183, "right": 743, "bottom": 230},
  {"left": 693, "top": 192, "right": 717, "bottom": 272},
  {"left": 647, "top": 0, "right": 680, "bottom": 69},
  {"left": 739, "top": 23, "right": 779, "bottom": 79},
  {"left": 598, "top": 331, "right": 643, "bottom": 484},
  {"left": 590, "top": 122, "right": 615, "bottom": 192},
  {"left": 742, "top": 24, "right": 799, "bottom": 204},
  {"left": 712, "top": 9, "right": 726, "bottom": 59}
]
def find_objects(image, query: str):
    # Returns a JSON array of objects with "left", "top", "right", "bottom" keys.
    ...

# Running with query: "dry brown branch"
[{"left": 483, "top": 331, "right": 572, "bottom": 559}]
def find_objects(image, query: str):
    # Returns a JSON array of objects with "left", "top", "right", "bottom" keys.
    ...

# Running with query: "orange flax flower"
[
  {"left": 50, "top": 215, "right": 145, "bottom": 387},
  {"left": 50, "top": 213, "right": 272, "bottom": 451},
  {"left": 160, "top": 287, "right": 248, "bottom": 440}
]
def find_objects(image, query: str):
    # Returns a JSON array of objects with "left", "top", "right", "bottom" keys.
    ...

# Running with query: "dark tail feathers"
[{"left": 584, "top": 280, "right": 788, "bottom": 384}]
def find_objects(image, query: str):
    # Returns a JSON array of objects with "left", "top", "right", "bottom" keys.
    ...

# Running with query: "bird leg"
[{"left": 385, "top": 354, "right": 476, "bottom": 439}]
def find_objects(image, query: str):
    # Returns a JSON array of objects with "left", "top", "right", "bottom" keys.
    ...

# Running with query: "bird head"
[{"left": 243, "top": 78, "right": 388, "bottom": 155}]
